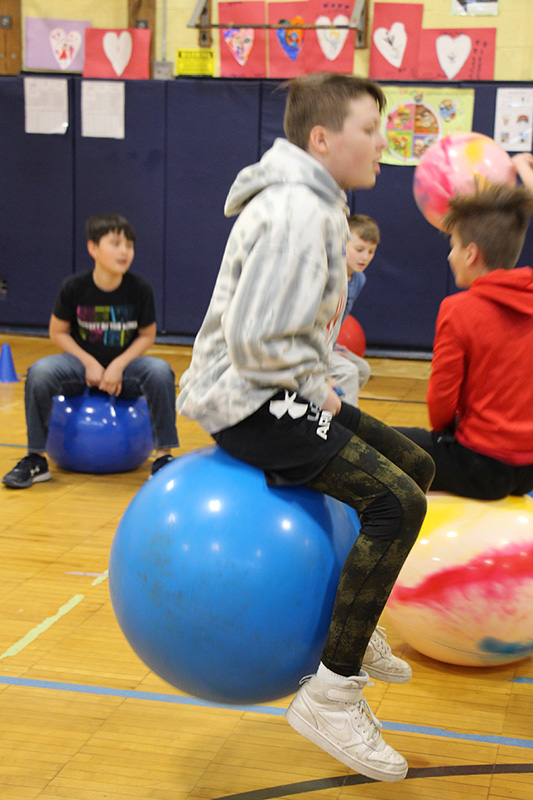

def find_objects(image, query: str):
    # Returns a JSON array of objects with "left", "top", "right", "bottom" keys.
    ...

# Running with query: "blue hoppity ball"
[
  {"left": 109, "top": 446, "right": 360, "bottom": 704},
  {"left": 47, "top": 388, "right": 154, "bottom": 473}
]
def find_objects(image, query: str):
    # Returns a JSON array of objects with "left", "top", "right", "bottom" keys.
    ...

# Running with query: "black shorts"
[{"left": 213, "top": 389, "right": 353, "bottom": 486}]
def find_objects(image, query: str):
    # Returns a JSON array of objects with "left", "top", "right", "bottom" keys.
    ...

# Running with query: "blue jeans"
[{"left": 25, "top": 353, "right": 179, "bottom": 453}]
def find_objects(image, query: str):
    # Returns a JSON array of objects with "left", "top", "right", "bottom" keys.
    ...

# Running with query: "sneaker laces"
[
  {"left": 370, "top": 626, "right": 392, "bottom": 658},
  {"left": 349, "top": 695, "right": 383, "bottom": 745}
]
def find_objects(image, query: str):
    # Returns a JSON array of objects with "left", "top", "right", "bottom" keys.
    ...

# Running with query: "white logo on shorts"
[
  {"left": 269, "top": 391, "right": 309, "bottom": 420},
  {"left": 269, "top": 391, "right": 332, "bottom": 441}
]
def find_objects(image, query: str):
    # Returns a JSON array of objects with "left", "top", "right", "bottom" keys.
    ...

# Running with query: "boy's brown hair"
[
  {"left": 442, "top": 182, "right": 533, "bottom": 271},
  {"left": 283, "top": 73, "right": 386, "bottom": 152},
  {"left": 348, "top": 214, "right": 380, "bottom": 244}
]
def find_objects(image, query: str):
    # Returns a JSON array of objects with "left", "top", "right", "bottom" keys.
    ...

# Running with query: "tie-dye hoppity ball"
[
  {"left": 386, "top": 493, "right": 533, "bottom": 667},
  {"left": 413, "top": 132, "right": 516, "bottom": 230}
]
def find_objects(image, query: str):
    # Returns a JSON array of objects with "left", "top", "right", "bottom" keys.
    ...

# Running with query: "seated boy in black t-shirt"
[{"left": 3, "top": 213, "right": 179, "bottom": 489}]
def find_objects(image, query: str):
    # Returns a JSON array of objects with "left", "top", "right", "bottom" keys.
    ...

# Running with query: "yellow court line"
[
  {"left": 92, "top": 570, "right": 108, "bottom": 586},
  {"left": 0, "top": 594, "right": 85, "bottom": 660}
]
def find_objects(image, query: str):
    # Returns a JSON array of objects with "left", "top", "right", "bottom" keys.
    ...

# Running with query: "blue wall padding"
[
  {"left": 2, "top": 76, "right": 532, "bottom": 352},
  {"left": 0, "top": 77, "right": 74, "bottom": 326},
  {"left": 163, "top": 79, "right": 262, "bottom": 334},
  {"left": 73, "top": 80, "right": 167, "bottom": 323}
]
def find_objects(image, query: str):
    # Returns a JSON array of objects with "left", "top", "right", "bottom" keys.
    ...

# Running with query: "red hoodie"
[{"left": 428, "top": 266, "right": 533, "bottom": 465}]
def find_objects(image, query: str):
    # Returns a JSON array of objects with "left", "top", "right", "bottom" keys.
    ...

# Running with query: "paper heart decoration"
[
  {"left": 49, "top": 27, "right": 82, "bottom": 70},
  {"left": 436, "top": 34, "right": 472, "bottom": 80},
  {"left": 103, "top": 31, "right": 133, "bottom": 77},
  {"left": 316, "top": 15, "right": 349, "bottom": 61},
  {"left": 373, "top": 21, "right": 407, "bottom": 69},
  {"left": 223, "top": 28, "right": 254, "bottom": 66},
  {"left": 276, "top": 17, "right": 304, "bottom": 61}
]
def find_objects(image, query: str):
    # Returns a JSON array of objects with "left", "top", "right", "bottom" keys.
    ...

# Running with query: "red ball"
[{"left": 337, "top": 316, "right": 366, "bottom": 357}]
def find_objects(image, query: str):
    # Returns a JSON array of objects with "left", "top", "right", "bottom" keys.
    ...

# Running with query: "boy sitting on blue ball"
[
  {"left": 178, "top": 72, "right": 435, "bottom": 782},
  {"left": 3, "top": 213, "right": 179, "bottom": 489}
]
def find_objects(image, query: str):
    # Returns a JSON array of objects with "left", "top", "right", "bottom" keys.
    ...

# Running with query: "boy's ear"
[
  {"left": 308, "top": 124, "right": 329, "bottom": 156},
  {"left": 87, "top": 240, "right": 98, "bottom": 260},
  {"left": 465, "top": 241, "right": 479, "bottom": 265}
]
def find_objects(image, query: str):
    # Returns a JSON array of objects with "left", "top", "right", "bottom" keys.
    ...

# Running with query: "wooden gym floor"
[{"left": 0, "top": 332, "right": 532, "bottom": 800}]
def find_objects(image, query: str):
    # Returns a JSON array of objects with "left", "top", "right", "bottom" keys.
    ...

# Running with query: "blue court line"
[
  {"left": 1, "top": 675, "right": 532, "bottom": 751},
  {"left": 0, "top": 442, "right": 26, "bottom": 448},
  {"left": 511, "top": 677, "right": 533, "bottom": 683}
]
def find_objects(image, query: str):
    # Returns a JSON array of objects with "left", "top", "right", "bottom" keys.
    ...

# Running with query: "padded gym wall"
[
  {"left": 2, "top": 76, "right": 533, "bottom": 353},
  {"left": 163, "top": 78, "right": 262, "bottom": 335},
  {"left": 73, "top": 79, "right": 167, "bottom": 324},
  {"left": 0, "top": 77, "right": 74, "bottom": 326}
]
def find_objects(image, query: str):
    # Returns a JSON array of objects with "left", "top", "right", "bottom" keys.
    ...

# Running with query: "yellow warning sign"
[{"left": 176, "top": 49, "right": 215, "bottom": 76}]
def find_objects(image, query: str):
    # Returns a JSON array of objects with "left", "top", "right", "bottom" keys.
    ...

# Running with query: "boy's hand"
[
  {"left": 99, "top": 362, "right": 125, "bottom": 396},
  {"left": 322, "top": 384, "right": 342, "bottom": 416},
  {"left": 334, "top": 343, "right": 350, "bottom": 357},
  {"left": 85, "top": 361, "right": 105, "bottom": 388},
  {"left": 512, "top": 153, "right": 533, "bottom": 190},
  {"left": 512, "top": 152, "right": 533, "bottom": 171}
]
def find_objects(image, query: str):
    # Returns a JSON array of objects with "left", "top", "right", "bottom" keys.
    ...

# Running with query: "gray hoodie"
[{"left": 177, "top": 138, "right": 350, "bottom": 434}]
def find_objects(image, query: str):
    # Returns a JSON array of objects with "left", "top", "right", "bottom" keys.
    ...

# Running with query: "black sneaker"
[
  {"left": 150, "top": 454, "right": 175, "bottom": 476},
  {"left": 2, "top": 454, "right": 51, "bottom": 489}
]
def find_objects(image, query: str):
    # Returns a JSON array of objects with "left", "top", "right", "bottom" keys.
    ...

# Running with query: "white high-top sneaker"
[
  {"left": 363, "top": 626, "right": 412, "bottom": 683},
  {"left": 285, "top": 670, "right": 408, "bottom": 782}
]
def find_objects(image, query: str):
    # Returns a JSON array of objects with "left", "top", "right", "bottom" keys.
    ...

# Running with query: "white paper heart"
[
  {"left": 373, "top": 22, "right": 407, "bottom": 69},
  {"left": 316, "top": 15, "right": 349, "bottom": 61},
  {"left": 436, "top": 34, "right": 471, "bottom": 80},
  {"left": 103, "top": 31, "right": 133, "bottom": 77},
  {"left": 49, "top": 27, "right": 82, "bottom": 70}
]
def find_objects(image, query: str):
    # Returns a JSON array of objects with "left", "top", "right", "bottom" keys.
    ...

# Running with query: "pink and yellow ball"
[
  {"left": 386, "top": 493, "right": 533, "bottom": 667},
  {"left": 413, "top": 132, "right": 516, "bottom": 230}
]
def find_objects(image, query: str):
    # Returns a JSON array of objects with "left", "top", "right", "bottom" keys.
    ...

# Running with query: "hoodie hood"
[
  {"left": 470, "top": 266, "right": 533, "bottom": 316},
  {"left": 224, "top": 138, "right": 348, "bottom": 218}
]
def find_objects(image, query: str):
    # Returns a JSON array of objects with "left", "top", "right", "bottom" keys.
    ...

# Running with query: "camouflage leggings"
[{"left": 305, "top": 408, "right": 435, "bottom": 676}]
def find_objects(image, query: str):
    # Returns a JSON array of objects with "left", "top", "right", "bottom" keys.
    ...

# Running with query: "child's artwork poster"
[
  {"left": 25, "top": 18, "right": 91, "bottom": 72},
  {"left": 381, "top": 85, "right": 475, "bottom": 166},
  {"left": 417, "top": 28, "right": 495, "bottom": 81},
  {"left": 305, "top": 0, "right": 355, "bottom": 74},
  {"left": 451, "top": 0, "right": 498, "bottom": 15},
  {"left": 369, "top": 3, "right": 423, "bottom": 81},
  {"left": 494, "top": 88, "right": 533, "bottom": 153},
  {"left": 219, "top": 2, "right": 266, "bottom": 78},
  {"left": 83, "top": 28, "right": 151, "bottom": 80},
  {"left": 268, "top": 1, "right": 308, "bottom": 78}
]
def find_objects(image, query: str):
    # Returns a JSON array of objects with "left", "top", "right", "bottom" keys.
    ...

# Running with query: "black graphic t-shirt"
[{"left": 53, "top": 270, "right": 156, "bottom": 367}]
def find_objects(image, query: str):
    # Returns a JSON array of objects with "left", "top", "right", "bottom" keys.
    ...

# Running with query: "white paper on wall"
[
  {"left": 494, "top": 88, "right": 533, "bottom": 152},
  {"left": 24, "top": 77, "right": 69, "bottom": 135},
  {"left": 81, "top": 80, "right": 125, "bottom": 139},
  {"left": 451, "top": 0, "right": 498, "bottom": 15}
]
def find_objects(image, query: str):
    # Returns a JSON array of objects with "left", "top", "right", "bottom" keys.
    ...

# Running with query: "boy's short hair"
[
  {"left": 85, "top": 213, "right": 136, "bottom": 244},
  {"left": 348, "top": 214, "right": 380, "bottom": 244},
  {"left": 442, "top": 183, "right": 533, "bottom": 271},
  {"left": 283, "top": 72, "right": 386, "bottom": 152}
]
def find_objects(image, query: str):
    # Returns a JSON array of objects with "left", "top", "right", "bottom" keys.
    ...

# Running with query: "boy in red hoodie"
[{"left": 397, "top": 182, "right": 533, "bottom": 500}]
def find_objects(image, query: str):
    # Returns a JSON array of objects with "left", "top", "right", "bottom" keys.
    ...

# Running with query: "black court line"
[{"left": 213, "top": 763, "right": 533, "bottom": 800}]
